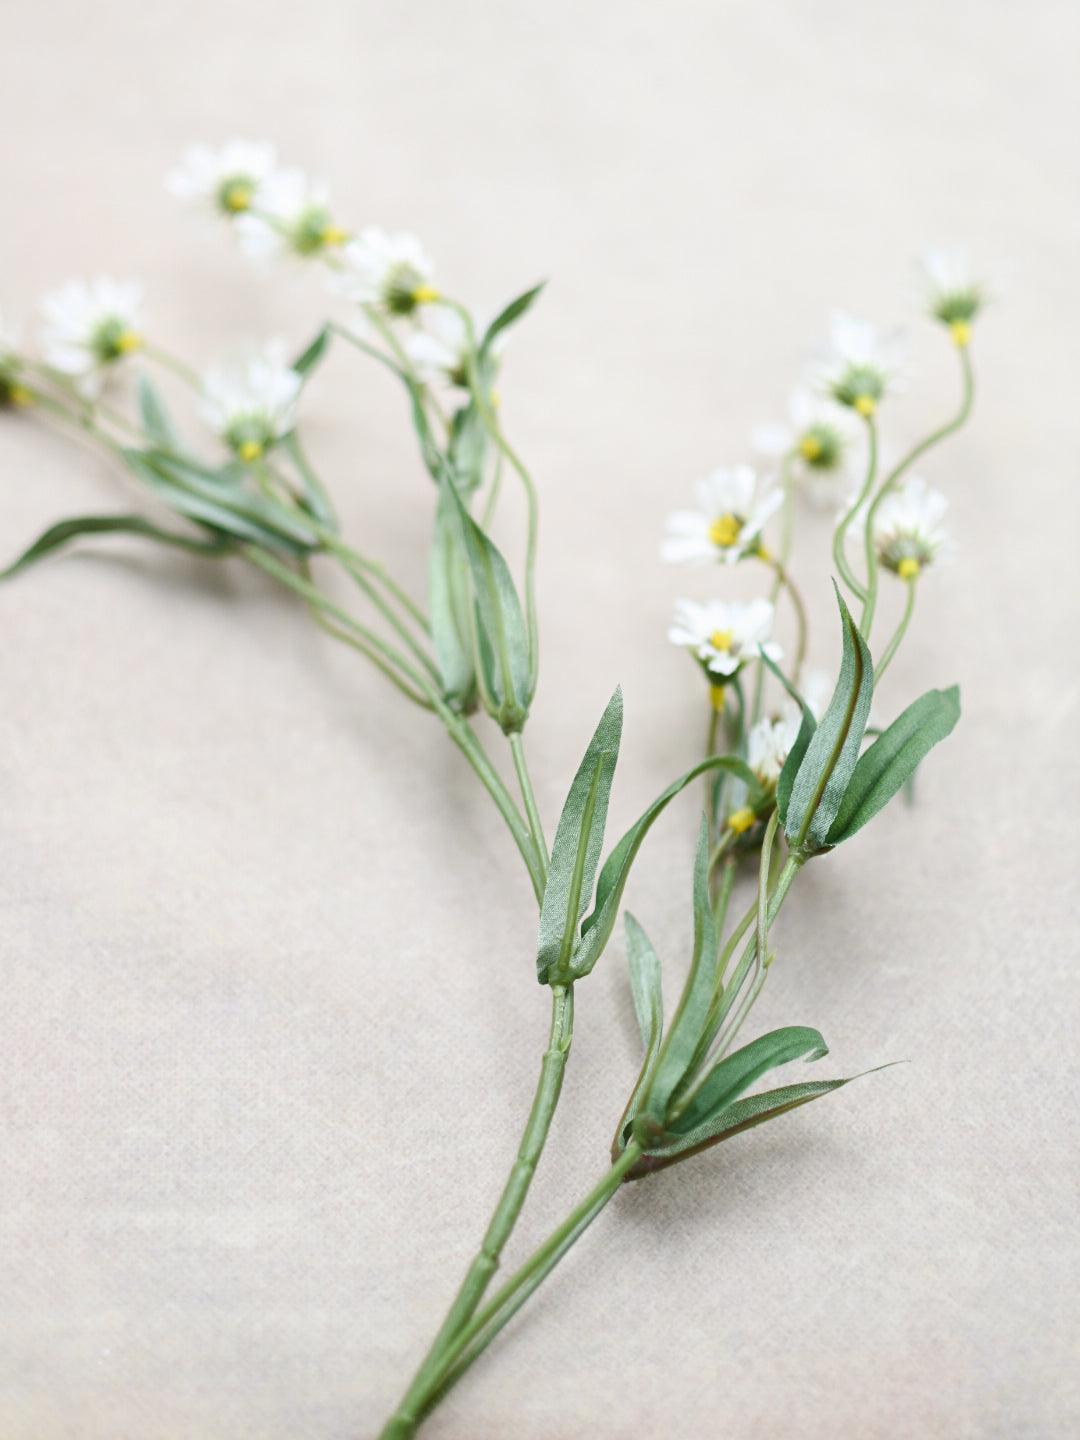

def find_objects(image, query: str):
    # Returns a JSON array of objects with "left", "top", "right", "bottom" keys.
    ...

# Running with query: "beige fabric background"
[{"left": 2, "top": 3, "right": 1078, "bottom": 1437}]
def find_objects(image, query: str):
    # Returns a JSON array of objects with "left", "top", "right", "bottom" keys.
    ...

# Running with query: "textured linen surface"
[{"left": 2, "top": 4, "right": 1078, "bottom": 1438}]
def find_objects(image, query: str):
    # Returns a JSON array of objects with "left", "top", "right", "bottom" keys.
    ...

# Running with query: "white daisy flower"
[
  {"left": 200, "top": 341, "right": 302, "bottom": 461},
  {"left": 814, "top": 311, "right": 908, "bottom": 417},
  {"left": 165, "top": 139, "right": 278, "bottom": 218},
  {"left": 752, "top": 386, "right": 862, "bottom": 507},
  {"left": 662, "top": 465, "right": 782, "bottom": 566},
  {"left": 235, "top": 168, "right": 348, "bottom": 260},
  {"left": 335, "top": 228, "right": 438, "bottom": 315},
  {"left": 668, "top": 597, "right": 782, "bottom": 679},
  {"left": 747, "top": 707, "right": 802, "bottom": 786},
  {"left": 872, "top": 475, "right": 950, "bottom": 579},
  {"left": 917, "top": 247, "right": 985, "bottom": 344},
  {"left": 39, "top": 277, "right": 144, "bottom": 397}
]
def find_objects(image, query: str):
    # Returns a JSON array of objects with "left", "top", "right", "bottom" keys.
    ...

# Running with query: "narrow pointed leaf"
[
  {"left": 666, "top": 1025, "right": 828, "bottom": 1137},
  {"left": 443, "top": 475, "right": 532, "bottom": 733},
  {"left": 761, "top": 653, "right": 817, "bottom": 827},
  {"left": 480, "top": 282, "right": 546, "bottom": 359},
  {"left": 826, "top": 685, "right": 960, "bottom": 845},
  {"left": 785, "top": 585, "right": 873, "bottom": 854},
  {"left": 634, "top": 818, "right": 717, "bottom": 1129},
  {"left": 1, "top": 514, "right": 232, "bottom": 580},
  {"left": 626, "top": 912, "right": 663, "bottom": 1054},
  {"left": 572, "top": 753, "right": 761, "bottom": 979},
  {"left": 536, "top": 689, "right": 623, "bottom": 983},
  {"left": 136, "top": 374, "right": 180, "bottom": 449},
  {"left": 428, "top": 487, "right": 477, "bottom": 710},
  {"left": 446, "top": 401, "right": 488, "bottom": 495},
  {"left": 292, "top": 324, "right": 332, "bottom": 377}
]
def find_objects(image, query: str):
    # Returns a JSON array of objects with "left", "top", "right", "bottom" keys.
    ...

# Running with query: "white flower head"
[
  {"left": 662, "top": 465, "right": 782, "bottom": 566},
  {"left": 39, "top": 277, "right": 144, "bottom": 397},
  {"left": 872, "top": 475, "right": 950, "bottom": 578},
  {"left": 752, "top": 386, "right": 862, "bottom": 506},
  {"left": 235, "top": 168, "right": 348, "bottom": 260},
  {"left": 335, "top": 228, "right": 437, "bottom": 315},
  {"left": 668, "top": 597, "right": 782, "bottom": 679},
  {"left": 747, "top": 707, "right": 802, "bottom": 786},
  {"left": 166, "top": 139, "right": 278, "bottom": 218},
  {"left": 814, "top": 311, "right": 908, "bottom": 417},
  {"left": 404, "top": 307, "right": 506, "bottom": 390},
  {"left": 200, "top": 340, "right": 302, "bottom": 460},
  {"left": 917, "top": 247, "right": 986, "bottom": 343}
]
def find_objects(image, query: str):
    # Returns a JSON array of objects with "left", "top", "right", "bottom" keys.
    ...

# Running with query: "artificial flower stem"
[
  {"left": 759, "top": 550, "right": 808, "bottom": 688},
  {"left": 323, "top": 541, "right": 442, "bottom": 683},
  {"left": 389, "top": 1138, "right": 645, "bottom": 1435},
  {"left": 383, "top": 985, "right": 576, "bottom": 1436},
  {"left": 873, "top": 575, "right": 918, "bottom": 684},
  {"left": 750, "top": 455, "right": 797, "bottom": 725},
  {"left": 831, "top": 416, "right": 878, "bottom": 602},
  {"left": 508, "top": 731, "right": 550, "bottom": 884},
  {"left": 141, "top": 341, "right": 201, "bottom": 390},
  {"left": 860, "top": 346, "right": 974, "bottom": 637}
]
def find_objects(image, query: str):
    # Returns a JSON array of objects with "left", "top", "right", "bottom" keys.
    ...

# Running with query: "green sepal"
[
  {"left": 665, "top": 1025, "right": 828, "bottom": 1137},
  {"left": 536, "top": 688, "right": 623, "bottom": 984},
  {"left": 136, "top": 373, "right": 180, "bottom": 450},
  {"left": 572, "top": 753, "right": 762, "bottom": 980},
  {"left": 825, "top": 685, "right": 960, "bottom": 846},
  {"left": 428, "top": 486, "right": 479, "bottom": 712},
  {"left": 784, "top": 585, "right": 873, "bottom": 855},
  {"left": 479, "top": 282, "right": 546, "bottom": 361},
  {"left": 1, "top": 513, "right": 233, "bottom": 580},
  {"left": 442, "top": 475, "right": 533, "bottom": 733}
]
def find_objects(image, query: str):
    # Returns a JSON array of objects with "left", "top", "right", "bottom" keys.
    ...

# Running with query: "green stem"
[
  {"left": 140, "top": 341, "right": 201, "bottom": 390},
  {"left": 831, "top": 417, "right": 877, "bottom": 602},
  {"left": 384, "top": 986, "right": 575, "bottom": 1435},
  {"left": 760, "top": 550, "right": 808, "bottom": 689},
  {"left": 860, "top": 346, "right": 974, "bottom": 638},
  {"left": 873, "top": 576, "right": 918, "bottom": 684},
  {"left": 508, "top": 731, "right": 549, "bottom": 886},
  {"left": 750, "top": 455, "right": 796, "bottom": 725},
  {"left": 384, "top": 1140, "right": 643, "bottom": 1435}
]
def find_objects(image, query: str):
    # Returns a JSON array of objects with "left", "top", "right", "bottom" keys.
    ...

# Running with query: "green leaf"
[
  {"left": 784, "top": 585, "right": 873, "bottom": 855},
  {"left": 666, "top": 1025, "right": 828, "bottom": 1137},
  {"left": 826, "top": 685, "right": 960, "bottom": 846},
  {"left": 479, "top": 282, "right": 546, "bottom": 360},
  {"left": 628, "top": 1078, "right": 851, "bottom": 1178},
  {"left": 428, "top": 486, "right": 478, "bottom": 712},
  {"left": 446, "top": 401, "right": 488, "bottom": 495},
  {"left": 536, "top": 688, "right": 623, "bottom": 984},
  {"left": 279, "top": 432, "right": 338, "bottom": 531},
  {"left": 292, "top": 324, "right": 332, "bottom": 377},
  {"left": 1, "top": 513, "right": 233, "bottom": 580},
  {"left": 761, "top": 654, "right": 817, "bottom": 828},
  {"left": 633, "top": 817, "right": 717, "bottom": 1130},
  {"left": 123, "top": 449, "right": 319, "bottom": 556},
  {"left": 572, "top": 753, "right": 761, "bottom": 980},
  {"left": 626, "top": 912, "right": 663, "bottom": 1055},
  {"left": 136, "top": 374, "right": 180, "bottom": 449},
  {"left": 442, "top": 475, "right": 533, "bottom": 733}
]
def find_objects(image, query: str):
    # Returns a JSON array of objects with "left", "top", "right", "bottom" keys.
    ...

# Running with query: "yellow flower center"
[
  {"left": 10, "top": 384, "right": 34, "bottom": 407},
  {"left": 223, "top": 182, "right": 253, "bottom": 213},
  {"left": 709, "top": 629, "right": 734, "bottom": 653},
  {"left": 708, "top": 513, "right": 741, "bottom": 548},
  {"left": 897, "top": 556, "right": 921, "bottom": 580},
  {"left": 949, "top": 319, "right": 971, "bottom": 348},
  {"left": 853, "top": 394, "right": 876, "bottom": 418},
  {"left": 727, "top": 807, "right": 756, "bottom": 835},
  {"left": 320, "top": 225, "right": 349, "bottom": 247},
  {"left": 116, "top": 331, "right": 141, "bottom": 355},
  {"left": 238, "top": 439, "right": 264, "bottom": 462},
  {"left": 412, "top": 284, "right": 441, "bottom": 305},
  {"left": 798, "top": 434, "right": 823, "bottom": 461},
  {"left": 709, "top": 683, "right": 726, "bottom": 712}
]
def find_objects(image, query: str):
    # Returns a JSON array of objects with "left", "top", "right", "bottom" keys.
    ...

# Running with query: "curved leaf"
[
  {"left": 292, "top": 324, "right": 332, "bottom": 377},
  {"left": 826, "top": 685, "right": 960, "bottom": 846},
  {"left": 480, "top": 283, "right": 546, "bottom": 359},
  {"left": 536, "top": 688, "right": 623, "bottom": 984},
  {"left": 136, "top": 374, "right": 180, "bottom": 449},
  {"left": 666, "top": 1025, "right": 828, "bottom": 1137},
  {"left": 572, "top": 753, "right": 761, "bottom": 979},
  {"left": 761, "top": 654, "right": 818, "bottom": 827},
  {"left": 428, "top": 488, "right": 477, "bottom": 711},
  {"left": 785, "top": 585, "right": 873, "bottom": 854},
  {"left": 1, "top": 513, "right": 232, "bottom": 580}
]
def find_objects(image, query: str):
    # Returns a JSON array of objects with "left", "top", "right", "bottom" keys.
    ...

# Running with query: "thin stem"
[
  {"left": 750, "top": 454, "right": 796, "bottom": 725},
  {"left": 386, "top": 1141, "right": 644, "bottom": 1434},
  {"left": 831, "top": 416, "right": 877, "bottom": 602},
  {"left": 759, "top": 550, "right": 808, "bottom": 689},
  {"left": 140, "top": 341, "right": 201, "bottom": 390},
  {"left": 860, "top": 346, "right": 974, "bottom": 637},
  {"left": 508, "top": 731, "right": 549, "bottom": 886},
  {"left": 384, "top": 986, "right": 574, "bottom": 1434},
  {"left": 873, "top": 576, "right": 918, "bottom": 685},
  {"left": 322, "top": 535, "right": 441, "bottom": 682}
]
